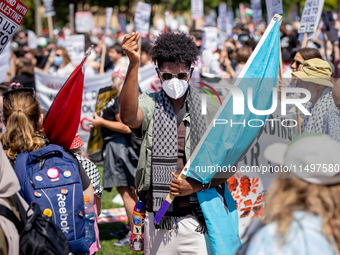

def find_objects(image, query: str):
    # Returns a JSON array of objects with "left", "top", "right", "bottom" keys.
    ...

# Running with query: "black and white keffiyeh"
[
  {"left": 151, "top": 86, "right": 207, "bottom": 232},
  {"left": 301, "top": 88, "right": 333, "bottom": 134},
  {"left": 76, "top": 154, "right": 103, "bottom": 198}
]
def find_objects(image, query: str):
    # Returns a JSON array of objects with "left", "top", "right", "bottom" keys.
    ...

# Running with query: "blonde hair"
[
  {"left": 0, "top": 90, "right": 45, "bottom": 159},
  {"left": 264, "top": 173, "right": 340, "bottom": 252}
]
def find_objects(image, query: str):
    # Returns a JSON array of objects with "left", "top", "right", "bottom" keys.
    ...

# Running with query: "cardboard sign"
[
  {"left": 65, "top": 35, "right": 85, "bottom": 66},
  {"left": 299, "top": 0, "right": 325, "bottom": 33},
  {"left": 191, "top": 0, "right": 204, "bottom": 20},
  {"left": 251, "top": 0, "right": 263, "bottom": 24},
  {"left": 134, "top": 2, "right": 151, "bottom": 38},
  {"left": 43, "top": 0, "right": 55, "bottom": 17},
  {"left": 75, "top": 11, "right": 93, "bottom": 33},
  {"left": 0, "top": 0, "right": 28, "bottom": 54},
  {"left": 105, "top": 7, "right": 113, "bottom": 35},
  {"left": 265, "top": 0, "right": 283, "bottom": 24},
  {"left": 87, "top": 86, "right": 118, "bottom": 163}
]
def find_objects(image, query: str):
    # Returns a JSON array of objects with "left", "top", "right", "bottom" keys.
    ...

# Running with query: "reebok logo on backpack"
[{"left": 15, "top": 144, "right": 89, "bottom": 253}]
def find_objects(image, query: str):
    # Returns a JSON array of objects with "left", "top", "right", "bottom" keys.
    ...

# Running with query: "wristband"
[{"left": 201, "top": 181, "right": 211, "bottom": 192}]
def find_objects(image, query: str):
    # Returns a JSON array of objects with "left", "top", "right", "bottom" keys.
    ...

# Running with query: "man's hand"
[
  {"left": 122, "top": 32, "right": 140, "bottom": 65},
  {"left": 169, "top": 173, "right": 201, "bottom": 196},
  {"left": 88, "top": 112, "right": 104, "bottom": 128}
]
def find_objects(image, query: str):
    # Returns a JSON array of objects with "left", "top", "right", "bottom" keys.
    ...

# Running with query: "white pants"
[{"left": 144, "top": 211, "right": 213, "bottom": 255}]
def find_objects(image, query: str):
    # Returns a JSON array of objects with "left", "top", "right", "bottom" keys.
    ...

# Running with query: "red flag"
[{"left": 43, "top": 58, "right": 86, "bottom": 149}]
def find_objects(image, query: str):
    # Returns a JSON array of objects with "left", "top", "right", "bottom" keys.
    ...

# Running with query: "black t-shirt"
[
  {"left": 101, "top": 95, "right": 142, "bottom": 156},
  {"left": 36, "top": 55, "right": 49, "bottom": 69}
]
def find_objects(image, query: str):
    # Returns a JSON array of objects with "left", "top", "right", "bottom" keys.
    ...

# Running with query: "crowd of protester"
[{"left": 1, "top": 13, "right": 340, "bottom": 255}]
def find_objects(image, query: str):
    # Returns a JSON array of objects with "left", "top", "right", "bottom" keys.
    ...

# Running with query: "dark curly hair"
[{"left": 150, "top": 32, "right": 200, "bottom": 70}]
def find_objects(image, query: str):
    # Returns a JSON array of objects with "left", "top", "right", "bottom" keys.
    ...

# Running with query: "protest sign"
[
  {"left": 87, "top": 86, "right": 118, "bottom": 162},
  {"left": 204, "top": 11, "right": 217, "bottom": 26},
  {"left": 251, "top": 0, "right": 263, "bottom": 24},
  {"left": 42, "top": 0, "right": 55, "bottom": 17},
  {"left": 321, "top": 11, "right": 338, "bottom": 42},
  {"left": 236, "top": 105, "right": 297, "bottom": 236},
  {"left": 265, "top": 0, "right": 283, "bottom": 23},
  {"left": 191, "top": 0, "right": 204, "bottom": 20},
  {"left": 75, "top": 11, "right": 93, "bottom": 33},
  {"left": 202, "top": 27, "right": 218, "bottom": 52},
  {"left": 0, "top": 42, "right": 10, "bottom": 82},
  {"left": 299, "top": 0, "right": 325, "bottom": 33},
  {"left": 227, "top": 9, "right": 234, "bottom": 35},
  {"left": 35, "top": 71, "right": 113, "bottom": 148},
  {"left": 65, "top": 35, "right": 85, "bottom": 66},
  {"left": 218, "top": 3, "right": 227, "bottom": 31},
  {"left": 218, "top": 3, "right": 227, "bottom": 49},
  {"left": 105, "top": 7, "right": 113, "bottom": 35},
  {"left": 118, "top": 13, "right": 127, "bottom": 34},
  {"left": 134, "top": 2, "right": 151, "bottom": 38},
  {"left": 138, "top": 64, "right": 161, "bottom": 93},
  {"left": 0, "top": 0, "right": 28, "bottom": 54}
]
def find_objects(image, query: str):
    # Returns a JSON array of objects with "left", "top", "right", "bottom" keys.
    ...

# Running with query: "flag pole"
[
  {"left": 99, "top": 43, "right": 106, "bottom": 74},
  {"left": 48, "top": 16, "right": 54, "bottom": 39},
  {"left": 301, "top": 33, "right": 308, "bottom": 48}
]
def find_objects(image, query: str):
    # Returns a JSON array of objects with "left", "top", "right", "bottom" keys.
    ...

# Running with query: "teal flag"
[{"left": 188, "top": 18, "right": 281, "bottom": 255}]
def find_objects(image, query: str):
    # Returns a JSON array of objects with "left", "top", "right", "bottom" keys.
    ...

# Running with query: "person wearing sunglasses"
[
  {"left": 291, "top": 48, "right": 322, "bottom": 73},
  {"left": 119, "top": 32, "right": 233, "bottom": 255},
  {"left": 43, "top": 47, "right": 74, "bottom": 77}
]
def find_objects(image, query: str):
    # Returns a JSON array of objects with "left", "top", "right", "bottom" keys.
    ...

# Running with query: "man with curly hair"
[{"left": 119, "top": 32, "right": 232, "bottom": 254}]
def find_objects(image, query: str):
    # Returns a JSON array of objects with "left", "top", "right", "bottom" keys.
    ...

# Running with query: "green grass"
[{"left": 96, "top": 165, "right": 143, "bottom": 255}]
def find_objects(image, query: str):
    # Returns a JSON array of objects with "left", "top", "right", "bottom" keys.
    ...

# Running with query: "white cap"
[
  {"left": 264, "top": 133, "right": 340, "bottom": 185},
  {"left": 37, "top": 37, "right": 48, "bottom": 47}
]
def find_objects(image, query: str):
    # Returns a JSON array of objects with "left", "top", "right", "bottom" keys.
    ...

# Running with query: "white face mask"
[{"left": 162, "top": 78, "right": 189, "bottom": 100}]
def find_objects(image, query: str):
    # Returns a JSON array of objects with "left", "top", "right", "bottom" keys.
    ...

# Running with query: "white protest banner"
[
  {"left": 237, "top": 106, "right": 298, "bottom": 187},
  {"left": 191, "top": 0, "right": 204, "bottom": 20},
  {"left": 105, "top": 7, "right": 113, "bottom": 35},
  {"left": 65, "top": 35, "right": 85, "bottom": 66},
  {"left": 202, "top": 27, "right": 219, "bottom": 52},
  {"left": 236, "top": 106, "right": 297, "bottom": 237},
  {"left": 35, "top": 71, "right": 113, "bottom": 148},
  {"left": 75, "top": 11, "right": 93, "bottom": 33},
  {"left": 251, "top": 0, "right": 263, "bottom": 24},
  {"left": 134, "top": 2, "right": 151, "bottom": 38},
  {"left": 265, "top": 0, "right": 283, "bottom": 24},
  {"left": 298, "top": 0, "right": 324, "bottom": 33},
  {"left": 0, "top": 0, "right": 28, "bottom": 54},
  {"left": 42, "top": 0, "right": 55, "bottom": 17}
]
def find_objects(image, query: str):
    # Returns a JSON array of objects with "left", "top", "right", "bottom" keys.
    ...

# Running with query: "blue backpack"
[{"left": 14, "top": 144, "right": 89, "bottom": 253}]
